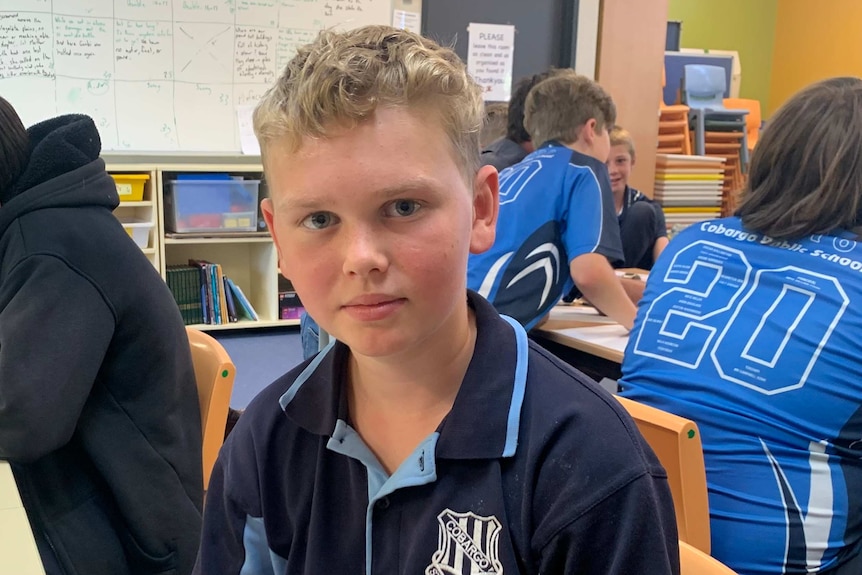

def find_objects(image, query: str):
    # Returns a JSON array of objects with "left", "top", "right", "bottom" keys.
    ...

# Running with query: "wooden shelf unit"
[{"left": 104, "top": 154, "right": 296, "bottom": 332}]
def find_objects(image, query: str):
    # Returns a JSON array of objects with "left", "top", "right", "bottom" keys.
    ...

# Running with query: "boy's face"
[
  {"left": 261, "top": 107, "right": 499, "bottom": 360},
  {"left": 606, "top": 144, "right": 633, "bottom": 195}
]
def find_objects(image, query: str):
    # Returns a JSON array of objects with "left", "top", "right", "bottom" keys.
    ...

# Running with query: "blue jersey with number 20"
[{"left": 620, "top": 217, "right": 862, "bottom": 574}]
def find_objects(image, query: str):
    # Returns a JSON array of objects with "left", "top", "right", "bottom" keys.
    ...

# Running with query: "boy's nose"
[{"left": 342, "top": 225, "right": 389, "bottom": 277}]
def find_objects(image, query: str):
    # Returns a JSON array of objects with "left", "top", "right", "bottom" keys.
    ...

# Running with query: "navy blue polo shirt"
[
  {"left": 481, "top": 137, "right": 529, "bottom": 172},
  {"left": 195, "top": 292, "right": 678, "bottom": 575}
]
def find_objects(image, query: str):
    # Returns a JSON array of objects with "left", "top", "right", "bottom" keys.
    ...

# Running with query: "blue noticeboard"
[{"left": 664, "top": 52, "right": 734, "bottom": 106}]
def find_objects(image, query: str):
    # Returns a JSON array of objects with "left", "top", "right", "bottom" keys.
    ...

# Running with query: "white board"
[{"left": 0, "top": 0, "right": 391, "bottom": 152}]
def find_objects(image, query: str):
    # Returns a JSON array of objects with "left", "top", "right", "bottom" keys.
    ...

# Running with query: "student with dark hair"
[
  {"left": 0, "top": 97, "right": 203, "bottom": 575},
  {"left": 0, "top": 98, "right": 29, "bottom": 195},
  {"left": 620, "top": 77, "right": 862, "bottom": 574},
  {"left": 480, "top": 69, "right": 563, "bottom": 172}
]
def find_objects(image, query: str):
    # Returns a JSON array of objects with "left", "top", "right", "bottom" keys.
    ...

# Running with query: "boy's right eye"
[{"left": 301, "top": 212, "right": 336, "bottom": 229}]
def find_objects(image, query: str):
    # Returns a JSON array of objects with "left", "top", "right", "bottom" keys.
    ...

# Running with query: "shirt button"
[{"left": 375, "top": 497, "right": 390, "bottom": 510}]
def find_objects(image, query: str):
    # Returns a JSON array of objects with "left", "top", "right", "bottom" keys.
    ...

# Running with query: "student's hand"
[
  {"left": 619, "top": 277, "right": 645, "bottom": 305},
  {"left": 570, "top": 253, "right": 637, "bottom": 330}
]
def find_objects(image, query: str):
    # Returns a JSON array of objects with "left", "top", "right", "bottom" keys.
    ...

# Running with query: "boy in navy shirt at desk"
[
  {"left": 468, "top": 71, "right": 641, "bottom": 331},
  {"left": 194, "top": 25, "right": 678, "bottom": 575},
  {"left": 607, "top": 126, "right": 668, "bottom": 270}
]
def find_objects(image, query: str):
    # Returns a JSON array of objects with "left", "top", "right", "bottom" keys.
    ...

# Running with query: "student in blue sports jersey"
[
  {"left": 194, "top": 25, "right": 679, "bottom": 575},
  {"left": 620, "top": 76, "right": 862, "bottom": 574},
  {"left": 468, "top": 71, "right": 640, "bottom": 330}
]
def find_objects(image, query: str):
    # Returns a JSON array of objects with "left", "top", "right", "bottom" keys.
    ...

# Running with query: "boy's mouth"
[
  {"left": 342, "top": 295, "right": 407, "bottom": 321},
  {"left": 344, "top": 293, "right": 402, "bottom": 307}
]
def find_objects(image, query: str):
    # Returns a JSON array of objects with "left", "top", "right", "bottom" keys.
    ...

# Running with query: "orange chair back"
[
  {"left": 615, "top": 396, "right": 711, "bottom": 553},
  {"left": 680, "top": 540, "right": 737, "bottom": 574},
  {"left": 187, "top": 327, "right": 236, "bottom": 490},
  {"left": 722, "top": 97, "right": 761, "bottom": 148}
]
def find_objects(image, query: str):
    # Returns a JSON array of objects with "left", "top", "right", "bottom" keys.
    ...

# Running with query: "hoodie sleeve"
[{"left": 0, "top": 253, "right": 115, "bottom": 462}]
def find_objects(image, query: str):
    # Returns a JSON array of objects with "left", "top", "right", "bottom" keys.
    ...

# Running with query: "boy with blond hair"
[
  {"left": 469, "top": 71, "right": 640, "bottom": 329},
  {"left": 607, "top": 126, "right": 668, "bottom": 269},
  {"left": 194, "top": 26, "right": 678, "bottom": 575}
]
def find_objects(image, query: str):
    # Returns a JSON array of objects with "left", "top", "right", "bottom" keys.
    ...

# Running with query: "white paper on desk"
[
  {"left": 549, "top": 305, "right": 619, "bottom": 324},
  {"left": 236, "top": 105, "right": 260, "bottom": 155},
  {"left": 556, "top": 324, "right": 630, "bottom": 355}
]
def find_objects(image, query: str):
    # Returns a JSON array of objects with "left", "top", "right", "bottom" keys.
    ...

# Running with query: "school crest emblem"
[{"left": 425, "top": 509, "right": 504, "bottom": 575}]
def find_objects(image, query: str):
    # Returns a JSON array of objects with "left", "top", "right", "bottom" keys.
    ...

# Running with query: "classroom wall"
[
  {"left": 597, "top": 0, "right": 668, "bottom": 197},
  {"left": 421, "top": 0, "right": 570, "bottom": 84},
  {"left": 667, "top": 0, "right": 777, "bottom": 115},
  {"left": 393, "top": 0, "right": 421, "bottom": 17},
  {"left": 769, "top": 0, "right": 862, "bottom": 115}
]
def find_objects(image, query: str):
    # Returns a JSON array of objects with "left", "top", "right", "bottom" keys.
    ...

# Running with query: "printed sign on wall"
[{"left": 467, "top": 23, "right": 515, "bottom": 101}]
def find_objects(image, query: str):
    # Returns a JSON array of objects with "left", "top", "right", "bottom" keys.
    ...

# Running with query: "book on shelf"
[
  {"left": 165, "top": 260, "right": 258, "bottom": 325},
  {"left": 222, "top": 275, "right": 238, "bottom": 323},
  {"left": 188, "top": 259, "right": 214, "bottom": 324},
  {"left": 226, "top": 277, "right": 259, "bottom": 321},
  {"left": 165, "top": 265, "right": 204, "bottom": 325}
]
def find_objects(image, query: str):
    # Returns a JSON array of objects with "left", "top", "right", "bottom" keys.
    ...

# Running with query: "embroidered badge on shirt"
[{"left": 425, "top": 509, "right": 503, "bottom": 575}]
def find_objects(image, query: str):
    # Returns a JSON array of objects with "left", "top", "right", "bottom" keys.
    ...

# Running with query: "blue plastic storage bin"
[{"left": 165, "top": 179, "right": 260, "bottom": 233}]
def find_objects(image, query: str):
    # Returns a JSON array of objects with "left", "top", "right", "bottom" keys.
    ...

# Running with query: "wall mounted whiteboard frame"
[{"left": 0, "top": 0, "right": 393, "bottom": 152}]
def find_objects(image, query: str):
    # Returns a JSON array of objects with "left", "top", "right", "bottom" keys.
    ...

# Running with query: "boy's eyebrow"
[
  {"left": 375, "top": 177, "right": 439, "bottom": 198},
  {"left": 276, "top": 177, "right": 440, "bottom": 210}
]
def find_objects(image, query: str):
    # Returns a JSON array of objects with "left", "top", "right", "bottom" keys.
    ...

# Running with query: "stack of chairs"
[
  {"left": 682, "top": 65, "right": 749, "bottom": 216},
  {"left": 658, "top": 67, "right": 692, "bottom": 155},
  {"left": 722, "top": 97, "right": 761, "bottom": 154}
]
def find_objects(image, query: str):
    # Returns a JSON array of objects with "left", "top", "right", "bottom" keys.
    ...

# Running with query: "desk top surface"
[
  {"left": 531, "top": 269, "right": 644, "bottom": 364},
  {"left": 534, "top": 314, "right": 629, "bottom": 364}
]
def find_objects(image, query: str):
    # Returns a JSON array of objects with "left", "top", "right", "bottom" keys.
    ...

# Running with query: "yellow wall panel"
[{"left": 770, "top": 0, "right": 862, "bottom": 115}]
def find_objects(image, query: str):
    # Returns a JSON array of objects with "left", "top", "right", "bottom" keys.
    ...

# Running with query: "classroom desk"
[
  {"left": 531, "top": 308, "right": 630, "bottom": 382},
  {"left": 530, "top": 269, "right": 643, "bottom": 381},
  {"left": 534, "top": 317, "right": 626, "bottom": 364}
]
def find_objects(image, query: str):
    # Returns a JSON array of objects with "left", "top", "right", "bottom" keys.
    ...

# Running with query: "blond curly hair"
[{"left": 254, "top": 25, "right": 485, "bottom": 180}]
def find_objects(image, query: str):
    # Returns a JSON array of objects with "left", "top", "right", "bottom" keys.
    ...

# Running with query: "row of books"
[{"left": 166, "top": 261, "right": 259, "bottom": 325}]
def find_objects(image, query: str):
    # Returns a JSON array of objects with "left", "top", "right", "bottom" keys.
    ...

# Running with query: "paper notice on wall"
[
  {"left": 467, "top": 23, "right": 515, "bottom": 101},
  {"left": 236, "top": 105, "right": 260, "bottom": 155},
  {"left": 392, "top": 9, "right": 421, "bottom": 34}
]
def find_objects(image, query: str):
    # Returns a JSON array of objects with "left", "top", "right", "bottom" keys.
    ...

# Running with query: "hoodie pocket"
[
  {"left": 49, "top": 491, "right": 178, "bottom": 575},
  {"left": 120, "top": 528, "right": 178, "bottom": 575},
  {"left": 49, "top": 492, "right": 131, "bottom": 575}
]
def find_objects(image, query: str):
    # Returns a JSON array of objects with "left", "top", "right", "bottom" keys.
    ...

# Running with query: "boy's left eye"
[{"left": 384, "top": 199, "right": 421, "bottom": 217}]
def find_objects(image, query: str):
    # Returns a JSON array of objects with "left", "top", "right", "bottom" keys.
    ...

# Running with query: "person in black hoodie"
[{"left": 0, "top": 97, "right": 203, "bottom": 574}]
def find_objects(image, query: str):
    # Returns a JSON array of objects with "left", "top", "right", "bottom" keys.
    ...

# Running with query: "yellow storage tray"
[{"left": 110, "top": 174, "right": 150, "bottom": 202}]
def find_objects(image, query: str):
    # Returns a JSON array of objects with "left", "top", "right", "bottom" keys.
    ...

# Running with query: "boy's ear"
[
  {"left": 470, "top": 165, "right": 499, "bottom": 254},
  {"left": 261, "top": 198, "right": 290, "bottom": 279},
  {"left": 583, "top": 118, "right": 598, "bottom": 144}
]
